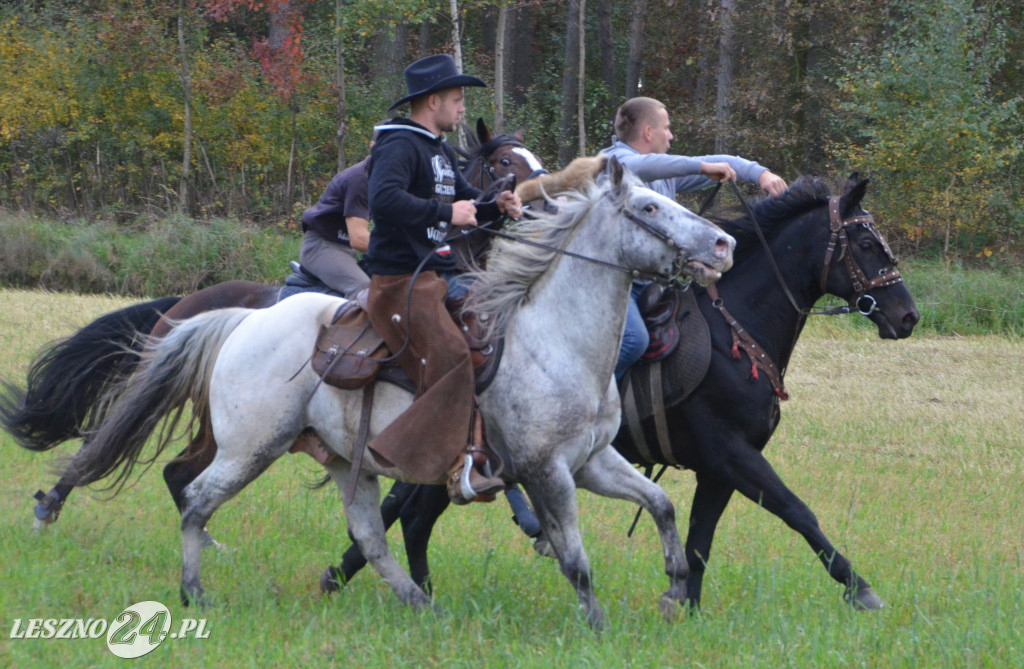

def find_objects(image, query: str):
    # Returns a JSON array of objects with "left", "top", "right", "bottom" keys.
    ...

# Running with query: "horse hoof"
[
  {"left": 320, "top": 566, "right": 344, "bottom": 594},
  {"left": 180, "top": 585, "right": 211, "bottom": 609},
  {"left": 658, "top": 593, "right": 685, "bottom": 623},
  {"left": 846, "top": 585, "right": 884, "bottom": 611},
  {"left": 584, "top": 605, "right": 606, "bottom": 632},
  {"left": 200, "top": 529, "right": 224, "bottom": 551},
  {"left": 532, "top": 537, "right": 556, "bottom": 559}
]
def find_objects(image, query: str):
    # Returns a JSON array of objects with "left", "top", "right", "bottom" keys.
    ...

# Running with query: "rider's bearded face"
[{"left": 435, "top": 88, "right": 465, "bottom": 133}]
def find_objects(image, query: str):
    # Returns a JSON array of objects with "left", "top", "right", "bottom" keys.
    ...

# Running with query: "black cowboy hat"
[{"left": 388, "top": 54, "right": 486, "bottom": 111}]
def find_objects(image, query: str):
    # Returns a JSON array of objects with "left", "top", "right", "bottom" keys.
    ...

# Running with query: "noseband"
[{"left": 822, "top": 196, "right": 903, "bottom": 315}]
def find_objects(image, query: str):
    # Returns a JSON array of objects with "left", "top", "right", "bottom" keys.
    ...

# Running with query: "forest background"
[{"left": 0, "top": 0, "right": 1021, "bottom": 275}]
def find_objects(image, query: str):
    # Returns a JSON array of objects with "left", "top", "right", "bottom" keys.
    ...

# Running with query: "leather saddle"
[{"left": 311, "top": 296, "right": 503, "bottom": 395}]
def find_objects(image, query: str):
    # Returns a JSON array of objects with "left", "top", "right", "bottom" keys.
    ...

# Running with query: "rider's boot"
[{"left": 446, "top": 408, "right": 505, "bottom": 504}]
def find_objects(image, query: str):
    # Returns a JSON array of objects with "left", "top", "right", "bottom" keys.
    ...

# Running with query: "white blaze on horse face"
[{"left": 511, "top": 147, "right": 545, "bottom": 174}]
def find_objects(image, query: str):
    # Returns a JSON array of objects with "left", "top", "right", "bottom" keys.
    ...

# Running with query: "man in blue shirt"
[{"left": 602, "top": 96, "right": 788, "bottom": 380}]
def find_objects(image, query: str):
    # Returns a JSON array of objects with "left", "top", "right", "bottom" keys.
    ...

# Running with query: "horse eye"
[
  {"left": 643, "top": 204, "right": 657, "bottom": 214},
  {"left": 500, "top": 158, "right": 511, "bottom": 166},
  {"left": 859, "top": 240, "right": 873, "bottom": 251}
]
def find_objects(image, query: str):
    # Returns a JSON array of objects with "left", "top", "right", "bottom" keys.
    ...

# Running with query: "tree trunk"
[
  {"left": 177, "top": 0, "right": 192, "bottom": 214},
  {"left": 373, "top": 21, "right": 409, "bottom": 103},
  {"left": 577, "top": 0, "right": 586, "bottom": 156},
  {"left": 268, "top": 0, "right": 290, "bottom": 50},
  {"left": 419, "top": 20, "right": 432, "bottom": 58},
  {"left": 558, "top": 0, "right": 583, "bottom": 166},
  {"left": 336, "top": 0, "right": 348, "bottom": 171},
  {"left": 715, "top": 0, "right": 735, "bottom": 154},
  {"left": 598, "top": 0, "right": 616, "bottom": 104},
  {"left": 450, "top": 0, "right": 463, "bottom": 72},
  {"left": 495, "top": 2, "right": 508, "bottom": 132},
  {"left": 626, "top": 0, "right": 648, "bottom": 98},
  {"left": 508, "top": 2, "right": 535, "bottom": 105},
  {"left": 449, "top": 0, "right": 465, "bottom": 147},
  {"left": 287, "top": 111, "right": 296, "bottom": 209}
]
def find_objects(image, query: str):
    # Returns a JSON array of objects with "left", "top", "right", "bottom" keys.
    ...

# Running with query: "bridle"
[
  {"left": 721, "top": 182, "right": 903, "bottom": 319},
  {"left": 465, "top": 138, "right": 549, "bottom": 191},
  {"left": 703, "top": 183, "right": 905, "bottom": 401},
  {"left": 474, "top": 188, "right": 699, "bottom": 286},
  {"left": 822, "top": 196, "right": 903, "bottom": 316}
]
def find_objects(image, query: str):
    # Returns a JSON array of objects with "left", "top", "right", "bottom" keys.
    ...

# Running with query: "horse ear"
[
  {"left": 476, "top": 118, "right": 491, "bottom": 145},
  {"left": 607, "top": 155, "right": 626, "bottom": 195},
  {"left": 839, "top": 173, "right": 870, "bottom": 215},
  {"left": 513, "top": 128, "right": 525, "bottom": 142}
]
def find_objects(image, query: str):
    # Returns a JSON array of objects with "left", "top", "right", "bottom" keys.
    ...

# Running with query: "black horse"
[{"left": 321, "top": 173, "right": 919, "bottom": 609}]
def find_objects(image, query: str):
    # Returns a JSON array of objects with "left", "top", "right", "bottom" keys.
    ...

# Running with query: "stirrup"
[{"left": 447, "top": 454, "right": 504, "bottom": 505}]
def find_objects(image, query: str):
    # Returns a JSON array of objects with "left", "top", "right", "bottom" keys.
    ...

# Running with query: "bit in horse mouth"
[{"left": 683, "top": 260, "right": 723, "bottom": 286}]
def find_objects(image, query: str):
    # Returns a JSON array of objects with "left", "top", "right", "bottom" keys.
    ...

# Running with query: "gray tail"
[{"left": 60, "top": 308, "right": 251, "bottom": 493}]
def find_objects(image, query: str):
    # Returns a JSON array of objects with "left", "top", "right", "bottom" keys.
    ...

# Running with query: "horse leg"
[
  {"left": 321, "top": 461, "right": 431, "bottom": 609},
  {"left": 573, "top": 447, "right": 690, "bottom": 621},
  {"left": 522, "top": 465, "right": 605, "bottom": 631},
  {"left": 178, "top": 447, "right": 283, "bottom": 607},
  {"left": 683, "top": 474, "right": 735, "bottom": 609},
  {"left": 163, "top": 424, "right": 221, "bottom": 548},
  {"left": 330, "top": 480, "right": 421, "bottom": 588},
  {"left": 336, "top": 481, "right": 526, "bottom": 594},
  {"left": 717, "top": 443, "right": 884, "bottom": 610},
  {"left": 398, "top": 484, "right": 449, "bottom": 593},
  {"left": 32, "top": 480, "right": 75, "bottom": 529}
]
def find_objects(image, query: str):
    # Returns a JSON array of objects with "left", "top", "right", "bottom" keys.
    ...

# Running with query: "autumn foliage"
[{"left": 0, "top": 0, "right": 1021, "bottom": 260}]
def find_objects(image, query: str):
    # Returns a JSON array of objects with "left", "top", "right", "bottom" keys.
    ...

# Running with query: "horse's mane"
[
  {"left": 711, "top": 175, "right": 833, "bottom": 262},
  {"left": 463, "top": 180, "right": 608, "bottom": 339}
]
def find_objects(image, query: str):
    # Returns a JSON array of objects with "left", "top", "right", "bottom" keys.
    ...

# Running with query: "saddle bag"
[{"left": 311, "top": 305, "right": 389, "bottom": 389}]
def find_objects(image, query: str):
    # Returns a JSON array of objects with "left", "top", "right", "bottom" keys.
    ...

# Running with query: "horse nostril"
[
  {"left": 714, "top": 238, "right": 730, "bottom": 258},
  {"left": 904, "top": 311, "right": 920, "bottom": 327}
]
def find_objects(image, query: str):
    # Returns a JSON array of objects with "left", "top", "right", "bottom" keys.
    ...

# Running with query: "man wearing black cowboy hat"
[{"left": 364, "top": 54, "right": 522, "bottom": 505}]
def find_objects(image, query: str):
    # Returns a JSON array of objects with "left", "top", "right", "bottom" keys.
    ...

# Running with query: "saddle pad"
[{"left": 626, "top": 287, "right": 711, "bottom": 420}]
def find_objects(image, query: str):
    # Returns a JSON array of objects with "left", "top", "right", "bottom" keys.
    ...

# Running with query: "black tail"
[{"left": 0, "top": 296, "right": 182, "bottom": 452}]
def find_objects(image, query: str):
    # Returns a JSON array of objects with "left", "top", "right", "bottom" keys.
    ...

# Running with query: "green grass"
[
  {"left": 0, "top": 210, "right": 302, "bottom": 297},
  {"left": 3, "top": 210, "right": 1024, "bottom": 336},
  {"left": 1, "top": 289, "right": 1022, "bottom": 667}
]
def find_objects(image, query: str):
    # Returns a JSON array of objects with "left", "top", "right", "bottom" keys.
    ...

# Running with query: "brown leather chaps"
[{"left": 365, "top": 271, "right": 474, "bottom": 482}]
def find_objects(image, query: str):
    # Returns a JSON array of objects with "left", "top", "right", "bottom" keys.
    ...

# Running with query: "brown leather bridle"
[{"left": 822, "top": 196, "right": 903, "bottom": 316}]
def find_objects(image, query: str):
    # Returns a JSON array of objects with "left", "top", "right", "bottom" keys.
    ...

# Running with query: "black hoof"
[{"left": 320, "top": 566, "right": 346, "bottom": 594}]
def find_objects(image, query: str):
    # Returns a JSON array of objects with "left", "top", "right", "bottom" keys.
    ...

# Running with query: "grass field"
[{"left": 1, "top": 289, "right": 1022, "bottom": 667}]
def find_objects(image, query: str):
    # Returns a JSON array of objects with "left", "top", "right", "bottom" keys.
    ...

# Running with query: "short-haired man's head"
[{"left": 614, "top": 97, "right": 667, "bottom": 144}]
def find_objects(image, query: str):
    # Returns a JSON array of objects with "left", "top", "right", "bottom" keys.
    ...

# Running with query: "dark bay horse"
[
  {"left": 320, "top": 174, "right": 920, "bottom": 609},
  {"left": 1, "top": 119, "right": 544, "bottom": 534}
]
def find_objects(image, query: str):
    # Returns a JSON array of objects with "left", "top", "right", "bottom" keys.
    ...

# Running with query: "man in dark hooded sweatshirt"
[{"left": 364, "top": 54, "right": 522, "bottom": 504}]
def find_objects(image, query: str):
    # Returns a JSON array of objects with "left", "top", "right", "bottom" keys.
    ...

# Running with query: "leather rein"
[{"left": 473, "top": 190, "right": 697, "bottom": 286}]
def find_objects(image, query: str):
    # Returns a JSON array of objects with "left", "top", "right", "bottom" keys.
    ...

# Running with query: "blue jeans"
[
  {"left": 439, "top": 271, "right": 472, "bottom": 300},
  {"left": 616, "top": 283, "right": 649, "bottom": 380}
]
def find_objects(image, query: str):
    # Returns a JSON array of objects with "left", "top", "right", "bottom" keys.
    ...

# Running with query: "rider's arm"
[
  {"left": 604, "top": 142, "right": 772, "bottom": 194},
  {"left": 448, "top": 144, "right": 501, "bottom": 222},
  {"left": 670, "top": 154, "right": 770, "bottom": 193},
  {"left": 346, "top": 217, "right": 370, "bottom": 252}
]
